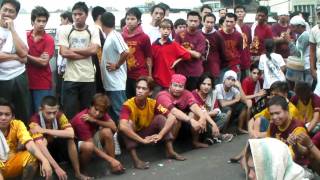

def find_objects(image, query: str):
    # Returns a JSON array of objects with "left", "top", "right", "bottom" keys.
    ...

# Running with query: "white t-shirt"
[
  {"left": 310, "top": 25, "right": 320, "bottom": 69},
  {"left": 142, "top": 23, "right": 172, "bottom": 44},
  {"left": 0, "top": 25, "right": 28, "bottom": 80},
  {"left": 101, "top": 30, "right": 128, "bottom": 91},
  {"left": 258, "top": 53, "right": 286, "bottom": 89},
  {"left": 215, "top": 84, "right": 240, "bottom": 101},
  {"left": 58, "top": 24, "right": 101, "bottom": 82}
]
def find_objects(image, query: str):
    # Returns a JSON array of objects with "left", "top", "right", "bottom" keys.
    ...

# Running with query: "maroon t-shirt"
[
  {"left": 175, "top": 30, "right": 206, "bottom": 77},
  {"left": 272, "top": 23, "right": 290, "bottom": 59},
  {"left": 71, "top": 109, "right": 111, "bottom": 141},
  {"left": 26, "top": 30, "right": 55, "bottom": 90},
  {"left": 122, "top": 26, "right": 152, "bottom": 80},
  {"left": 312, "top": 132, "right": 320, "bottom": 149},
  {"left": 156, "top": 90, "right": 196, "bottom": 112},
  {"left": 250, "top": 24, "right": 273, "bottom": 56},
  {"left": 219, "top": 30, "right": 243, "bottom": 72},
  {"left": 241, "top": 77, "right": 263, "bottom": 103},
  {"left": 239, "top": 24, "right": 252, "bottom": 70},
  {"left": 202, "top": 31, "right": 226, "bottom": 77},
  {"left": 191, "top": 90, "right": 219, "bottom": 109}
]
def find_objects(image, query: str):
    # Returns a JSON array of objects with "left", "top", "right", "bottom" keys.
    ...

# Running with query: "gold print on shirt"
[
  {"left": 127, "top": 41, "right": 138, "bottom": 70},
  {"left": 250, "top": 36, "right": 259, "bottom": 54},
  {"left": 242, "top": 33, "right": 248, "bottom": 49},
  {"left": 224, "top": 40, "right": 237, "bottom": 60},
  {"left": 182, "top": 42, "right": 193, "bottom": 50},
  {"left": 157, "top": 104, "right": 168, "bottom": 115}
]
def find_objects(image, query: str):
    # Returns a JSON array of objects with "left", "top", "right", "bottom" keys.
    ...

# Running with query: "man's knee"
[
  {"left": 80, "top": 141, "right": 94, "bottom": 155},
  {"left": 100, "top": 128, "right": 113, "bottom": 140}
]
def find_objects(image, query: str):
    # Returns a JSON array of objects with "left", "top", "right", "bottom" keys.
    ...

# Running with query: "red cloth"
[
  {"left": 241, "top": 77, "right": 263, "bottom": 103},
  {"left": 151, "top": 39, "right": 191, "bottom": 88},
  {"left": 156, "top": 90, "right": 196, "bottom": 112},
  {"left": 175, "top": 30, "right": 206, "bottom": 77},
  {"left": 122, "top": 25, "right": 152, "bottom": 80},
  {"left": 71, "top": 109, "right": 111, "bottom": 141},
  {"left": 219, "top": 30, "right": 243, "bottom": 72},
  {"left": 191, "top": 90, "right": 219, "bottom": 109},
  {"left": 251, "top": 24, "right": 273, "bottom": 56},
  {"left": 171, "top": 74, "right": 186, "bottom": 85},
  {"left": 312, "top": 132, "right": 320, "bottom": 149},
  {"left": 239, "top": 24, "right": 252, "bottom": 70},
  {"left": 202, "top": 31, "right": 226, "bottom": 77},
  {"left": 26, "top": 30, "right": 55, "bottom": 90}
]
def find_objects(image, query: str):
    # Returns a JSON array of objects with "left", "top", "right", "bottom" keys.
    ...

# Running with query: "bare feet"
[
  {"left": 167, "top": 152, "right": 187, "bottom": 161},
  {"left": 192, "top": 141, "right": 209, "bottom": 148},
  {"left": 110, "top": 160, "right": 125, "bottom": 174},
  {"left": 134, "top": 160, "right": 150, "bottom": 169},
  {"left": 75, "top": 173, "right": 94, "bottom": 180},
  {"left": 237, "top": 128, "right": 248, "bottom": 134}
]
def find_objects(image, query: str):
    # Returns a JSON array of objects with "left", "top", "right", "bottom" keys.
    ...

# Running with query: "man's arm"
[
  {"left": 30, "top": 124, "right": 74, "bottom": 139},
  {"left": 187, "top": 50, "right": 201, "bottom": 59},
  {"left": 0, "top": 52, "right": 22, "bottom": 62},
  {"left": 106, "top": 50, "right": 129, "bottom": 71},
  {"left": 189, "top": 104, "right": 206, "bottom": 126},
  {"left": 146, "top": 57, "right": 153, "bottom": 77},
  {"left": 157, "top": 113, "right": 177, "bottom": 139},
  {"left": 310, "top": 43, "right": 317, "bottom": 79},
  {"left": 307, "top": 112, "right": 320, "bottom": 132},
  {"left": 218, "top": 95, "right": 241, "bottom": 107},
  {"left": 59, "top": 46, "right": 87, "bottom": 60},
  {"left": 70, "top": 43, "right": 99, "bottom": 57},
  {"left": 119, "top": 119, "right": 148, "bottom": 144},
  {"left": 27, "top": 53, "right": 50, "bottom": 67},
  {"left": 92, "top": 119, "right": 117, "bottom": 133},
  {"left": 8, "top": 21, "right": 28, "bottom": 58}
]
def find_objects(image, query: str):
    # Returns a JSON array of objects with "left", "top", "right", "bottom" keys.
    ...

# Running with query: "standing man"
[
  {"left": 58, "top": 2, "right": 101, "bottom": 119},
  {"left": 199, "top": 5, "right": 212, "bottom": 29},
  {"left": 272, "top": 11, "right": 291, "bottom": 60},
  {"left": 175, "top": 11, "right": 206, "bottom": 91},
  {"left": 26, "top": 6, "right": 55, "bottom": 113},
  {"left": 0, "top": 0, "right": 30, "bottom": 123},
  {"left": 142, "top": 4, "right": 166, "bottom": 43},
  {"left": 310, "top": 7, "right": 320, "bottom": 96},
  {"left": 100, "top": 12, "right": 129, "bottom": 123}
]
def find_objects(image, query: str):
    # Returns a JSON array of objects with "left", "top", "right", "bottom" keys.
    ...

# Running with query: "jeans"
[
  {"left": 62, "top": 81, "right": 96, "bottom": 120},
  {"left": 30, "top": 89, "right": 53, "bottom": 113},
  {"left": 106, "top": 90, "right": 127, "bottom": 124}
]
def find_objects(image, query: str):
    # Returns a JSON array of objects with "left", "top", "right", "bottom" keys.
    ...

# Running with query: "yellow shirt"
[{"left": 296, "top": 100, "right": 314, "bottom": 123}]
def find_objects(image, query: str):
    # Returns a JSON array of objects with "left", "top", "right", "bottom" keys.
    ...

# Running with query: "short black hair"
[
  {"left": 91, "top": 6, "right": 106, "bottom": 22},
  {"left": 197, "top": 73, "right": 215, "bottom": 90},
  {"left": 60, "top": 11, "right": 73, "bottom": 23},
  {"left": 270, "top": 81, "right": 289, "bottom": 95},
  {"left": 294, "top": 81, "right": 312, "bottom": 98},
  {"left": 187, "top": 11, "right": 202, "bottom": 22},
  {"left": 136, "top": 76, "right": 155, "bottom": 91},
  {"left": 120, "top": 17, "right": 126, "bottom": 29},
  {"left": 1, "top": 0, "right": 20, "bottom": 14},
  {"left": 174, "top": 18, "right": 186, "bottom": 29},
  {"left": 219, "top": 16, "right": 225, "bottom": 26},
  {"left": 125, "top": 7, "right": 142, "bottom": 22},
  {"left": 31, "top": 6, "right": 49, "bottom": 22},
  {"left": 0, "top": 98, "right": 15, "bottom": 115},
  {"left": 72, "top": 1, "right": 88, "bottom": 15},
  {"left": 41, "top": 96, "right": 59, "bottom": 108},
  {"left": 150, "top": 4, "right": 165, "bottom": 15},
  {"left": 218, "top": 8, "right": 227, "bottom": 13},
  {"left": 250, "top": 62, "right": 259, "bottom": 72},
  {"left": 101, "top": 12, "right": 115, "bottom": 28},
  {"left": 225, "top": 13, "right": 237, "bottom": 21},
  {"left": 158, "top": 2, "right": 170, "bottom": 11},
  {"left": 234, "top": 5, "right": 246, "bottom": 13},
  {"left": 203, "top": 13, "right": 216, "bottom": 22},
  {"left": 256, "top": 6, "right": 268, "bottom": 16},
  {"left": 200, "top": 5, "right": 212, "bottom": 13},
  {"left": 268, "top": 95, "right": 289, "bottom": 111}
]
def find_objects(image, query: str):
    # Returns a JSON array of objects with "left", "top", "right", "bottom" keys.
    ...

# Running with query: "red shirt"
[
  {"left": 219, "top": 30, "right": 243, "bottom": 72},
  {"left": 312, "top": 132, "right": 320, "bottom": 149},
  {"left": 239, "top": 24, "right": 252, "bottom": 70},
  {"left": 151, "top": 39, "right": 191, "bottom": 88},
  {"left": 191, "top": 90, "right": 219, "bottom": 109},
  {"left": 71, "top": 109, "right": 111, "bottom": 141},
  {"left": 175, "top": 30, "right": 206, "bottom": 77},
  {"left": 202, "top": 31, "right": 226, "bottom": 77},
  {"left": 26, "top": 30, "right": 55, "bottom": 90},
  {"left": 122, "top": 26, "right": 152, "bottom": 80},
  {"left": 241, "top": 77, "right": 263, "bottom": 103},
  {"left": 250, "top": 23, "right": 273, "bottom": 56},
  {"left": 156, "top": 90, "right": 196, "bottom": 112}
]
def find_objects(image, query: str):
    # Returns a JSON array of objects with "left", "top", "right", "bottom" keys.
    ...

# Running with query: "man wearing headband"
[{"left": 156, "top": 74, "right": 207, "bottom": 148}]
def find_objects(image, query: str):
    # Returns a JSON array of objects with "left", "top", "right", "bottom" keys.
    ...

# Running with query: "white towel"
[
  {"left": 251, "top": 21, "right": 258, "bottom": 42},
  {"left": 0, "top": 130, "right": 9, "bottom": 162},
  {"left": 39, "top": 112, "right": 58, "bottom": 130}
]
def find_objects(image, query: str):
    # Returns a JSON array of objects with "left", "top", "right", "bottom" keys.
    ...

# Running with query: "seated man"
[
  {"left": 119, "top": 76, "right": 184, "bottom": 169},
  {"left": 29, "top": 96, "right": 90, "bottom": 180},
  {"left": 216, "top": 70, "right": 251, "bottom": 134},
  {"left": 291, "top": 81, "right": 320, "bottom": 134},
  {"left": 0, "top": 98, "right": 51, "bottom": 179},
  {"left": 71, "top": 94, "right": 124, "bottom": 174},
  {"left": 156, "top": 74, "right": 207, "bottom": 148}
]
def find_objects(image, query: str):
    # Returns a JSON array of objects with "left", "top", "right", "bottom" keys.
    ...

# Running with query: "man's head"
[
  {"left": 223, "top": 70, "right": 237, "bottom": 88},
  {"left": 101, "top": 12, "right": 115, "bottom": 32},
  {"left": 234, "top": 5, "right": 246, "bottom": 22},
  {"left": 269, "top": 81, "right": 289, "bottom": 98},
  {"left": 158, "top": 2, "right": 170, "bottom": 17},
  {"left": 0, "top": 0, "right": 20, "bottom": 26},
  {"left": 203, "top": 13, "right": 216, "bottom": 32},
  {"left": 294, "top": 81, "right": 312, "bottom": 103},
  {"left": 219, "top": 8, "right": 227, "bottom": 18},
  {"left": 91, "top": 6, "right": 106, "bottom": 23},
  {"left": 174, "top": 18, "right": 187, "bottom": 34},
  {"left": 197, "top": 73, "right": 214, "bottom": 95},
  {"left": 256, "top": 6, "right": 268, "bottom": 25},
  {"left": 135, "top": 76, "right": 154, "bottom": 100},
  {"left": 31, "top": 6, "right": 49, "bottom": 32},
  {"left": 89, "top": 93, "right": 110, "bottom": 120},
  {"left": 224, "top": 13, "right": 237, "bottom": 33},
  {"left": 200, "top": 5, "right": 212, "bottom": 19},
  {"left": 150, "top": 4, "right": 165, "bottom": 26},
  {"left": 290, "top": 15, "right": 306, "bottom": 34},
  {"left": 187, "top": 11, "right": 201, "bottom": 32},
  {"left": 278, "top": 13, "right": 289, "bottom": 25},
  {"left": 40, "top": 96, "right": 59, "bottom": 122},
  {"left": 60, "top": 11, "right": 73, "bottom": 25},
  {"left": 72, "top": 2, "right": 88, "bottom": 28},
  {"left": 125, "top": 7, "right": 142, "bottom": 31},
  {"left": 169, "top": 74, "right": 186, "bottom": 97},
  {"left": 0, "top": 98, "right": 14, "bottom": 130},
  {"left": 159, "top": 19, "right": 173, "bottom": 39},
  {"left": 268, "top": 96, "right": 289, "bottom": 127},
  {"left": 250, "top": 63, "right": 260, "bottom": 82}
]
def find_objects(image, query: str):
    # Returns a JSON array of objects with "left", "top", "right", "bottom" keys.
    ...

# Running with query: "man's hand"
[
  {"left": 54, "top": 166, "right": 67, "bottom": 180},
  {"left": 40, "top": 52, "right": 50, "bottom": 60},
  {"left": 142, "top": 136, "right": 154, "bottom": 144},
  {"left": 3, "top": 17, "right": 14, "bottom": 31},
  {"left": 234, "top": 80, "right": 242, "bottom": 88},
  {"left": 257, "top": 89, "right": 266, "bottom": 97},
  {"left": 296, "top": 133, "right": 313, "bottom": 149},
  {"left": 190, "top": 118, "right": 201, "bottom": 132},
  {"left": 234, "top": 95, "right": 241, "bottom": 103},
  {"left": 211, "top": 124, "right": 220, "bottom": 137},
  {"left": 151, "top": 134, "right": 163, "bottom": 143},
  {"left": 80, "top": 114, "right": 95, "bottom": 122},
  {"left": 311, "top": 68, "right": 317, "bottom": 80},
  {"left": 30, "top": 125, "right": 45, "bottom": 134},
  {"left": 106, "top": 62, "right": 118, "bottom": 71},
  {"left": 40, "top": 160, "right": 52, "bottom": 180}
]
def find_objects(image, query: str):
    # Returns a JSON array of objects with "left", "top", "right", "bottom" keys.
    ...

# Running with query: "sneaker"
[
  {"left": 220, "top": 134, "right": 234, "bottom": 142},
  {"left": 205, "top": 137, "right": 214, "bottom": 145},
  {"left": 114, "top": 132, "right": 121, "bottom": 155}
]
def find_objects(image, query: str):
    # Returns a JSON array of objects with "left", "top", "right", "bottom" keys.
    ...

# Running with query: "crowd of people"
[{"left": 0, "top": 0, "right": 320, "bottom": 179}]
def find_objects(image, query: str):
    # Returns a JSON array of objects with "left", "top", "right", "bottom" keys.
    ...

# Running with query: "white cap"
[
  {"left": 277, "top": 9, "right": 289, "bottom": 16},
  {"left": 290, "top": 15, "right": 306, "bottom": 26}
]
